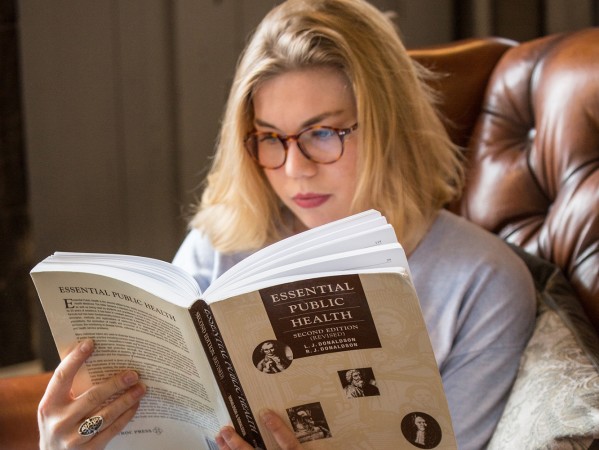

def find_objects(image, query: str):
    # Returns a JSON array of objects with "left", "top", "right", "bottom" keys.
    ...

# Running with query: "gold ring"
[{"left": 78, "top": 415, "right": 104, "bottom": 437}]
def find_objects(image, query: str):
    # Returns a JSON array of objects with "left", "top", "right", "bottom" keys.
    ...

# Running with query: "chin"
[{"left": 296, "top": 211, "right": 347, "bottom": 230}]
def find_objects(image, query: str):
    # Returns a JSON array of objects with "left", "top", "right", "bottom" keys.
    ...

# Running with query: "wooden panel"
[
  {"left": 370, "top": 0, "right": 454, "bottom": 46},
  {"left": 0, "top": 0, "right": 34, "bottom": 367},
  {"left": 492, "top": 0, "right": 543, "bottom": 41},
  {"left": 114, "top": 1, "right": 182, "bottom": 258},
  {"left": 20, "top": 2, "right": 126, "bottom": 257},
  {"left": 20, "top": 1, "right": 181, "bottom": 261},
  {"left": 545, "top": 0, "right": 595, "bottom": 33}
]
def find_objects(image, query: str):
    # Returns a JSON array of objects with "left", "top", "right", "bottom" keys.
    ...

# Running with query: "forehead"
[{"left": 252, "top": 67, "right": 355, "bottom": 128}]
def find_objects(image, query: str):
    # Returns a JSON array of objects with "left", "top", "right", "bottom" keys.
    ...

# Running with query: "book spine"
[{"left": 190, "top": 300, "right": 266, "bottom": 449}]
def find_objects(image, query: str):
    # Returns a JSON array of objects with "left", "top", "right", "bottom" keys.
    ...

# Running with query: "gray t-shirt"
[{"left": 173, "top": 209, "right": 536, "bottom": 450}]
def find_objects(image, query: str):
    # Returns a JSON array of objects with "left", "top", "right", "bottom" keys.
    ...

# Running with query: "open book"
[{"left": 31, "top": 210, "right": 457, "bottom": 449}]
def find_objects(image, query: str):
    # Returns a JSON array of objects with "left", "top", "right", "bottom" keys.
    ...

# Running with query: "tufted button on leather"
[
  {"left": 458, "top": 28, "right": 599, "bottom": 334},
  {"left": 527, "top": 128, "right": 536, "bottom": 141}
]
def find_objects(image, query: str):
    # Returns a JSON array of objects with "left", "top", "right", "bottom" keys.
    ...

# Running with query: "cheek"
[
  {"left": 335, "top": 152, "right": 359, "bottom": 196},
  {"left": 263, "top": 170, "right": 284, "bottom": 195}
]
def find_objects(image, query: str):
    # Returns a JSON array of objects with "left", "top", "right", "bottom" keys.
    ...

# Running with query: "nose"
[{"left": 283, "top": 140, "right": 317, "bottom": 178}]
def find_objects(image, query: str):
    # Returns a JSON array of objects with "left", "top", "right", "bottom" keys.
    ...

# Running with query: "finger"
[
  {"left": 73, "top": 369, "right": 142, "bottom": 418},
  {"left": 38, "top": 341, "right": 95, "bottom": 450},
  {"left": 72, "top": 382, "right": 146, "bottom": 448},
  {"left": 40, "top": 339, "right": 95, "bottom": 413},
  {"left": 216, "top": 426, "right": 253, "bottom": 450},
  {"left": 82, "top": 399, "right": 142, "bottom": 449},
  {"left": 215, "top": 432, "right": 231, "bottom": 450},
  {"left": 260, "top": 409, "right": 302, "bottom": 450}
]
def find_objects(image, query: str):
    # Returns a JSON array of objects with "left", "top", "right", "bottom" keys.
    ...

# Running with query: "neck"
[{"left": 402, "top": 211, "right": 437, "bottom": 256}]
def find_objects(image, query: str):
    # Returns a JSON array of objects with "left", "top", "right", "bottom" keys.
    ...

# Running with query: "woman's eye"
[
  {"left": 310, "top": 128, "right": 336, "bottom": 140},
  {"left": 259, "top": 134, "right": 280, "bottom": 145}
]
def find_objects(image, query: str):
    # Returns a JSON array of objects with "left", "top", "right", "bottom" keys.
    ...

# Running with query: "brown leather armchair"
[
  {"left": 1, "top": 28, "right": 597, "bottom": 450},
  {"left": 413, "top": 29, "right": 599, "bottom": 333}
]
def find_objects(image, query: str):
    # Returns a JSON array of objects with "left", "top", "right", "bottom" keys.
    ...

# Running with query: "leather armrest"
[{"left": 0, "top": 372, "right": 52, "bottom": 450}]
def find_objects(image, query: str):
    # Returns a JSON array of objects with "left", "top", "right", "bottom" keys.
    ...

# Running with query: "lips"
[{"left": 292, "top": 193, "right": 331, "bottom": 208}]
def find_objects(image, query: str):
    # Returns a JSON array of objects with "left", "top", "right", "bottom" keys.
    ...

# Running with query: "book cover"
[{"left": 209, "top": 272, "right": 456, "bottom": 449}]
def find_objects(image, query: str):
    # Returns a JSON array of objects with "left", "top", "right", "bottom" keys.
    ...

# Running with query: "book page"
[
  {"left": 204, "top": 243, "right": 408, "bottom": 303},
  {"left": 205, "top": 210, "right": 385, "bottom": 296},
  {"left": 211, "top": 223, "right": 399, "bottom": 294},
  {"left": 210, "top": 272, "right": 457, "bottom": 449},
  {"left": 31, "top": 270, "right": 230, "bottom": 450},
  {"left": 41, "top": 254, "right": 202, "bottom": 307}
]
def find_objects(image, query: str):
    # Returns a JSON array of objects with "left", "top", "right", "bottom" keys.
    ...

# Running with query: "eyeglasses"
[{"left": 244, "top": 123, "right": 358, "bottom": 169}]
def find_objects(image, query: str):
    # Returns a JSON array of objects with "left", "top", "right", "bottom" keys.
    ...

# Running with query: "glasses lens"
[
  {"left": 249, "top": 133, "right": 286, "bottom": 169},
  {"left": 299, "top": 127, "right": 343, "bottom": 163}
]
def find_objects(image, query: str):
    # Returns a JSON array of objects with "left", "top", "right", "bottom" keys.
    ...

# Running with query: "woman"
[{"left": 38, "top": 1, "right": 535, "bottom": 449}]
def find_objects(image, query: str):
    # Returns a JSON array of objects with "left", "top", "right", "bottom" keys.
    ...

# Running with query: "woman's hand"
[
  {"left": 216, "top": 409, "right": 302, "bottom": 450},
  {"left": 38, "top": 339, "right": 146, "bottom": 449}
]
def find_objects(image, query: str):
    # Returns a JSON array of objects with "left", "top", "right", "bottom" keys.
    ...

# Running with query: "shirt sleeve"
[
  {"left": 172, "top": 229, "right": 217, "bottom": 293},
  {"left": 410, "top": 211, "right": 536, "bottom": 450},
  {"left": 439, "top": 269, "right": 535, "bottom": 450},
  {"left": 171, "top": 229, "right": 254, "bottom": 294}
]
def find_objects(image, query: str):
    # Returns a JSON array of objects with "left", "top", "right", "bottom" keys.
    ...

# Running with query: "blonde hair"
[{"left": 192, "top": 0, "right": 464, "bottom": 252}]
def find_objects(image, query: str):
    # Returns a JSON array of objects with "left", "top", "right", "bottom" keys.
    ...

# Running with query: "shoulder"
[
  {"left": 172, "top": 228, "right": 252, "bottom": 292},
  {"left": 172, "top": 229, "right": 217, "bottom": 292},
  {"left": 412, "top": 210, "right": 532, "bottom": 284},
  {"left": 412, "top": 212, "right": 536, "bottom": 449},
  {"left": 410, "top": 210, "right": 536, "bottom": 353},
  {"left": 173, "top": 229, "right": 217, "bottom": 272}
]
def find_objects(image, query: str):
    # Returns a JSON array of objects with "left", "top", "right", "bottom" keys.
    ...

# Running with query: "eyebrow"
[{"left": 254, "top": 110, "right": 344, "bottom": 132}]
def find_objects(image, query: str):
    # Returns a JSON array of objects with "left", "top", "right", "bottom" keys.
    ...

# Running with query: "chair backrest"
[
  {"left": 409, "top": 36, "right": 516, "bottom": 147},
  {"left": 411, "top": 29, "right": 599, "bottom": 335}
]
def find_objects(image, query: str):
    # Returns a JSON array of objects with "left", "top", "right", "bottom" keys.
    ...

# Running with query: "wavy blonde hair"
[{"left": 191, "top": 0, "right": 464, "bottom": 252}]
